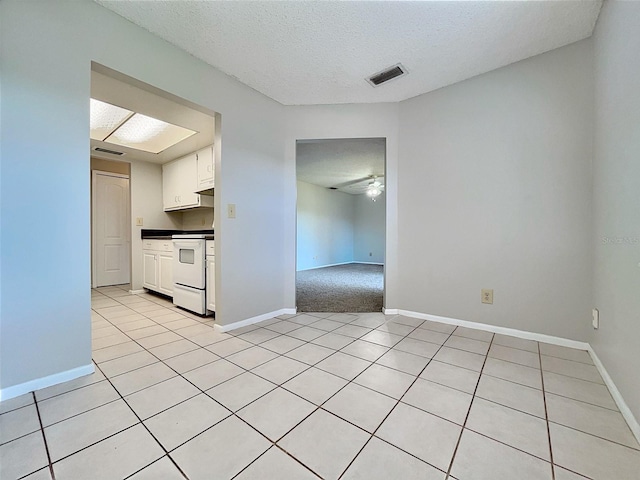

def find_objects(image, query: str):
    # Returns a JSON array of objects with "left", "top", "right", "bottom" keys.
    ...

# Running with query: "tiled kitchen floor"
[{"left": 1, "top": 286, "right": 639, "bottom": 479}]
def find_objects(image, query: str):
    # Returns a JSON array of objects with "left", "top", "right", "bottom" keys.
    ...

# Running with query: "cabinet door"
[
  {"left": 162, "top": 160, "right": 181, "bottom": 210},
  {"left": 197, "top": 145, "right": 214, "bottom": 190},
  {"left": 176, "top": 153, "right": 199, "bottom": 208},
  {"left": 158, "top": 253, "right": 173, "bottom": 296},
  {"left": 163, "top": 153, "right": 199, "bottom": 211},
  {"left": 143, "top": 252, "right": 158, "bottom": 290},
  {"left": 206, "top": 256, "right": 216, "bottom": 312}
]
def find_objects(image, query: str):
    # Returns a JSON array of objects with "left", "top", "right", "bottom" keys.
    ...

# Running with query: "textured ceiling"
[
  {"left": 96, "top": 0, "right": 602, "bottom": 105},
  {"left": 297, "top": 138, "right": 385, "bottom": 195}
]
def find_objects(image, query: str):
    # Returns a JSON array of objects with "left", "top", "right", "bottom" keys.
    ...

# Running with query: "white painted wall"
[
  {"left": 130, "top": 160, "right": 182, "bottom": 291},
  {"left": 354, "top": 192, "right": 385, "bottom": 264},
  {"left": 590, "top": 0, "right": 640, "bottom": 424},
  {"left": 397, "top": 40, "right": 594, "bottom": 340},
  {"left": 1, "top": 3, "right": 92, "bottom": 393},
  {"left": 0, "top": 0, "right": 286, "bottom": 395},
  {"left": 285, "top": 104, "right": 399, "bottom": 310},
  {"left": 296, "top": 181, "right": 355, "bottom": 271}
]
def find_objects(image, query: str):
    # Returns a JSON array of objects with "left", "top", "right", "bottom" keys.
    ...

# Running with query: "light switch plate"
[
  {"left": 227, "top": 204, "right": 236, "bottom": 219},
  {"left": 135, "top": 217, "right": 143, "bottom": 226},
  {"left": 592, "top": 308, "right": 599, "bottom": 329}
]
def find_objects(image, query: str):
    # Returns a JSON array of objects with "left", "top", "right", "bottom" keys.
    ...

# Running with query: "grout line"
[
  {"left": 444, "top": 333, "right": 495, "bottom": 479},
  {"left": 122, "top": 455, "right": 179, "bottom": 479},
  {"left": 37, "top": 395, "right": 122, "bottom": 430},
  {"left": 546, "top": 420, "right": 640, "bottom": 453},
  {"left": 230, "top": 444, "right": 322, "bottom": 480},
  {"left": 32, "top": 392, "right": 57, "bottom": 480},
  {"left": 536, "top": 368, "right": 607, "bottom": 386},
  {"left": 92, "top": 362, "right": 190, "bottom": 480},
  {"left": 543, "top": 390, "right": 620, "bottom": 413},
  {"left": 336, "top": 324, "right": 460, "bottom": 479},
  {"left": 540, "top": 341, "right": 556, "bottom": 480}
]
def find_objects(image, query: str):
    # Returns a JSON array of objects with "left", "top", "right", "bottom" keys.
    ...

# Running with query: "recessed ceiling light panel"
[
  {"left": 105, "top": 113, "right": 197, "bottom": 154},
  {"left": 90, "top": 98, "right": 198, "bottom": 154},
  {"left": 90, "top": 99, "right": 132, "bottom": 141}
]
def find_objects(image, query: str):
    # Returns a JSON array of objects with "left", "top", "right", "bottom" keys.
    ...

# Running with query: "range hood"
[{"left": 196, "top": 187, "right": 214, "bottom": 196}]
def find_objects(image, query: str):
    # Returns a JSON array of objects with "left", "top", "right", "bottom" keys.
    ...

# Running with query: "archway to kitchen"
[
  {"left": 89, "top": 64, "right": 222, "bottom": 338},
  {"left": 295, "top": 137, "right": 386, "bottom": 313}
]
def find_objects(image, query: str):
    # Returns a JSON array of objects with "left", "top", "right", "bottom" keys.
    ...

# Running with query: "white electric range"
[{"left": 172, "top": 233, "right": 214, "bottom": 315}]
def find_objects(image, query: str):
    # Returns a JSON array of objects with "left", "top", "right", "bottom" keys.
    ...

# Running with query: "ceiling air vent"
[
  {"left": 367, "top": 63, "right": 407, "bottom": 87},
  {"left": 93, "top": 147, "right": 125, "bottom": 156}
]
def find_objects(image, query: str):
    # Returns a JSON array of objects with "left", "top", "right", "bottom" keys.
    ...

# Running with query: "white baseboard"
[
  {"left": 396, "top": 309, "right": 590, "bottom": 350},
  {"left": 214, "top": 308, "right": 297, "bottom": 333},
  {"left": 383, "top": 308, "right": 399, "bottom": 315},
  {"left": 297, "top": 261, "right": 384, "bottom": 272},
  {"left": 395, "top": 309, "right": 640, "bottom": 443},
  {"left": 128, "top": 289, "right": 145, "bottom": 295},
  {"left": 296, "top": 261, "right": 354, "bottom": 272},
  {"left": 0, "top": 363, "right": 95, "bottom": 402},
  {"left": 588, "top": 346, "right": 640, "bottom": 445}
]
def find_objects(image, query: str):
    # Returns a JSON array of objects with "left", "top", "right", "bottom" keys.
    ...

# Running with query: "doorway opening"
[
  {"left": 89, "top": 63, "right": 220, "bottom": 321},
  {"left": 296, "top": 138, "right": 386, "bottom": 312}
]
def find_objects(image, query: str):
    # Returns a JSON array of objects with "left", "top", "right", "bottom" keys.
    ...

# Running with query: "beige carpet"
[{"left": 296, "top": 263, "right": 383, "bottom": 313}]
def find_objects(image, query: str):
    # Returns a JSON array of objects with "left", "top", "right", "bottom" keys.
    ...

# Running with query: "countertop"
[{"left": 141, "top": 229, "right": 214, "bottom": 240}]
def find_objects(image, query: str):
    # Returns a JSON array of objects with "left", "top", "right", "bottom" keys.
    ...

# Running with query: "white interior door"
[{"left": 93, "top": 171, "right": 130, "bottom": 287}]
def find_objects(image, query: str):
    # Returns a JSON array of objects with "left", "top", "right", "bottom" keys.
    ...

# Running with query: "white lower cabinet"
[
  {"left": 143, "top": 252, "right": 159, "bottom": 290},
  {"left": 158, "top": 253, "right": 174, "bottom": 296},
  {"left": 143, "top": 240, "right": 173, "bottom": 297},
  {"left": 206, "top": 256, "right": 215, "bottom": 312}
]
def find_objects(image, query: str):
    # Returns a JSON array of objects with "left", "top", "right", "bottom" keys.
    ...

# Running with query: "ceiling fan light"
[{"left": 366, "top": 184, "right": 383, "bottom": 200}]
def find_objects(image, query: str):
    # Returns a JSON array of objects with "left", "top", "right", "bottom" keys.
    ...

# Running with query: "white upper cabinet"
[
  {"left": 163, "top": 151, "right": 213, "bottom": 211},
  {"left": 196, "top": 145, "right": 214, "bottom": 192}
]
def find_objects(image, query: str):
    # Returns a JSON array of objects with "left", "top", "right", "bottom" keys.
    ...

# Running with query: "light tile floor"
[{"left": 1, "top": 285, "right": 639, "bottom": 479}]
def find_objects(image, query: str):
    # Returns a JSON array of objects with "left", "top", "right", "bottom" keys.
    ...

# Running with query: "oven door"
[{"left": 173, "top": 239, "right": 205, "bottom": 289}]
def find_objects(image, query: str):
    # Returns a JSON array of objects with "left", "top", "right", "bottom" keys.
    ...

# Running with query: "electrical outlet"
[
  {"left": 592, "top": 308, "right": 599, "bottom": 329},
  {"left": 227, "top": 204, "right": 236, "bottom": 219},
  {"left": 135, "top": 217, "right": 143, "bottom": 226},
  {"left": 481, "top": 289, "right": 493, "bottom": 304}
]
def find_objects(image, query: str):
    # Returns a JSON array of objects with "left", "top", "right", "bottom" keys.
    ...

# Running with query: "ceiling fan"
[
  {"left": 365, "top": 176, "right": 385, "bottom": 201},
  {"left": 329, "top": 175, "right": 385, "bottom": 200}
]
